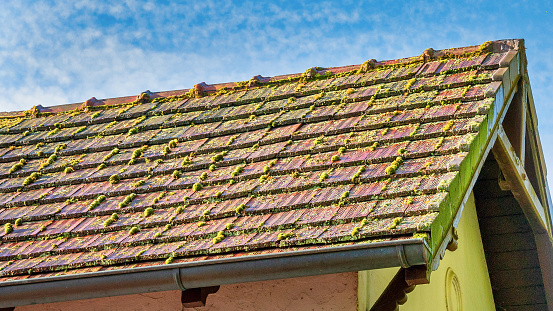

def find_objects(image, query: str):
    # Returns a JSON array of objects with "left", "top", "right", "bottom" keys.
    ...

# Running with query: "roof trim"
[{"left": 0, "top": 238, "right": 428, "bottom": 308}]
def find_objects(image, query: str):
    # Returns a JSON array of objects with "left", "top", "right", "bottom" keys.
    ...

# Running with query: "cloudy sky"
[{"left": 0, "top": 1, "right": 552, "bottom": 187}]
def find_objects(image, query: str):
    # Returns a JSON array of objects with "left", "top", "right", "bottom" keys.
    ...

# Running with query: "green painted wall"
[{"left": 358, "top": 192, "right": 496, "bottom": 311}]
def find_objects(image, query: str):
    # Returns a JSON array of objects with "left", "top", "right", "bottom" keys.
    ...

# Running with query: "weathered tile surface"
[{"left": 0, "top": 41, "right": 508, "bottom": 281}]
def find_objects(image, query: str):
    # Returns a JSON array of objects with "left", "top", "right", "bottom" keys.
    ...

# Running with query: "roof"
[{"left": 0, "top": 39, "right": 526, "bottom": 305}]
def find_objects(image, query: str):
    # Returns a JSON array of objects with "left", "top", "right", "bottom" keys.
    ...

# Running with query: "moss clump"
[
  {"left": 165, "top": 256, "right": 174, "bottom": 264},
  {"left": 88, "top": 195, "right": 106, "bottom": 210},
  {"left": 168, "top": 139, "right": 178, "bottom": 148},
  {"left": 143, "top": 207, "right": 154, "bottom": 217},
  {"left": 442, "top": 120, "right": 454, "bottom": 132},
  {"left": 385, "top": 157, "right": 403, "bottom": 175},
  {"left": 210, "top": 151, "right": 226, "bottom": 163},
  {"left": 22, "top": 172, "right": 41, "bottom": 186},
  {"left": 103, "top": 148, "right": 119, "bottom": 162},
  {"left": 212, "top": 231, "right": 225, "bottom": 244},
  {"left": 64, "top": 166, "right": 74, "bottom": 174},
  {"left": 368, "top": 142, "right": 378, "bottom": 151},
  {"left": 259, "top": 173, "right": 273, "bottom": 183},
  {"left": 131, "top": 146, "right": 147, "bottom": 160},
  {"left": 319, "top": 172, "right": 329, "bottom": 183},
  {"left": 14, "top": 218, "right": 22, "bottom": 226},
  {"left": 413, "top": 232, "right": 429, "bottom": 239},
  {"left": 277, "top": 232, "right": 294, "bottom": 241},
  {"left": 192, "top": 183, "right": 203, "bottom": 192},
  {"left": 231, "top": 165, "right": 244, "bottom": 177},
  {"left": 199, "top": 172, "right": 208, "bottom": 181},
  {"left": 119, "top": 193, "right": 136, "bottom": 208},
  {"left": 338, "top": 147, "right": 346, "bottom": 155},
  {"left": 103, "top": 218, "right": 114, "bottom": 227},
  {"left": 128, "top": 226, "right": 140, "bottom": 235},
  {"left": 226, "top": 136, "right": 237, "bottom": 146},
  {"left": 175, "top": 206, "right": 184, "bottom": 214},
  {"left": 351, "top": 166, "right": 366, "bottom": 182},
  {"left": 9, "top": 159, "right": 27, "bottom": 174},
  {"left": 388, "top": 217, "right": 402, "bottom": 230},
  {"left": 54, "top": 143, "right": 67, "bottom": 153},
  {"left": 4, "top": 223, "right": 13, "bottom": 235},
  {"left": 97, "top": 163, "right": 107, "bottom": 170},
  {"left": 152, "top": 192, "right": 165, "bottom": 204},
  {"left": 225, "top": 223, "right": 234, "bottom": 230},
  {"left": 340, "top": 191, "right": 350, "bottom": 200},
  {"left": 127, "top": 127, "right": 139, "bottom": 136},
  {"left": 235, "top": 203, "right": 246, "bottom": 214},
  {"left": 434, "top": 137, "right": 445, "bottom": 150},
  {"left": 47, "top": 127, "right": 60, "bottom": 137},
  {"left": 163, "top": 146, "right": 171, "bottom": 155},
  {"left": 181, "top": 156, "right": 192, "bottom": 166},
  {"left": 109, "top": 174, "right": 120, "bottom": 185},
  {"left": 132, "top": 180, "right": 145, "bottom": 188},
  {"left": 172, "top": 170, "right": 181, "bottom": 179},
  {"left": 331, "top": 155, "right": 340, "bottom": 162},
  {"left": 197, "top": 221, "right": 206, "bottom": 227},
  {"left": 38, "top": 153, "right": 58, "bottom": 170}
]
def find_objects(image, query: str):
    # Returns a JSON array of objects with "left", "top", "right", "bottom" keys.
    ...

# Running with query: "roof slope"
[{"left": 0, "top": 40, "right": 516, "bottom": 290}]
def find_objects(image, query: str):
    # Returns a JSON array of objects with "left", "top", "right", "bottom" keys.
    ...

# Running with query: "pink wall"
[{"left": 15, "top": 272, "right": 358, "bottom": 311}]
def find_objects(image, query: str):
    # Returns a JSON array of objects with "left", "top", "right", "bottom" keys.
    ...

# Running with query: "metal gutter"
[{"left": 0, "top": 239, "right": 428, "bottom": 308}]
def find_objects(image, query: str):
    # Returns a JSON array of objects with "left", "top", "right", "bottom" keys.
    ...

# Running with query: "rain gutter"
[{"left": 0, "top": 238, "right": 428, "bottom": 308}]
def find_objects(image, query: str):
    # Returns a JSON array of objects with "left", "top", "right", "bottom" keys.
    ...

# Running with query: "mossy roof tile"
[{"left": 0, "top": 40, "right": 515, "bottom": 281}]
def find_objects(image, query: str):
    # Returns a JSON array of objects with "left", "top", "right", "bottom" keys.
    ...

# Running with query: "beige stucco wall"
[
  {"left": 359, "top": 191, "right": 496, "bottom": 310},
  {"left": 16, "top": 272, "right": 358, "bottom": 311}
]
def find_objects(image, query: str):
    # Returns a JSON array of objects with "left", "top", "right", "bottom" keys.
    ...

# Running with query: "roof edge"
[
  {"left": 0, "top": 238, "right": 428, "bottom": 308},
  {"left": 0, "top": 39, "right": 522, "bottom": 118}
]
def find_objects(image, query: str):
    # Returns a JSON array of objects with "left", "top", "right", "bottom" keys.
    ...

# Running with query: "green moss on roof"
[{"left": 0, "top": 41, "right": 510, "bottom": 281}]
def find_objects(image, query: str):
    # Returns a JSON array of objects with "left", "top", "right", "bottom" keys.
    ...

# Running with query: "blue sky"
[{"left": 0, "top": 0, "right": 552, "bottom": 187}]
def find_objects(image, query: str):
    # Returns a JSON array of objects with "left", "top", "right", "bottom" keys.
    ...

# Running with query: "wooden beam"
[
  {"left": 369, "top": 268, "right": 412, "bottom": 311},
  {"left": 493, "top": 125, "right": 549, "bottom": 235},
  {"left": 520, "top": 83, "right": 528, "bottom": 165},
  {"left": 404, "top": 265, "right": 430, "bottom": 286},
  {"left": 181, "top": 286, "right": 220, "bottom": 308},
  {"left": 524, "top": 78, "right": 553, "bottom": 215}
]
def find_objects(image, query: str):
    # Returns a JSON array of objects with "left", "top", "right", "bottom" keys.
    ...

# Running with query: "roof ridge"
[{"left": 0, "top": 39, "right": 519, "bottom": 118}]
